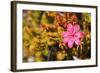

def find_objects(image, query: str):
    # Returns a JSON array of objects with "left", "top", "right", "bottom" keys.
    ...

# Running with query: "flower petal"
[
  {"left": 67, "top": 23, "right": 74, "bottom": 33},
  {"left": 74, "top": 37, "right": 81, "bottom": 45},
  {"left": 62, "top": 31, "right": 71, "bottom": 38},
  {"left": 68, "top": 39, "right": 74, "bottom": 48},
  {"left": 75, "top": 31, "right": 84, "bottom": 39},
  {"left": 74, "top": 24, "right": 80, "bottom": 33},
  {"left": 63, "top": 37, "right": 69, "bottom": 44}
]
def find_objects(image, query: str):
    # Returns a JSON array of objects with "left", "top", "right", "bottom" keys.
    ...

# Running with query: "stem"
[
  {"left": 47, "top": 49, "right": 51, "bottom": 61},
  {"left": 67, "top": 49, "right": 73, "bottom": 60},
  {"left": 47, "top": 46, "right": 54, "bottom": 61},
  {"left": 77, "top": 46, "right": 80, "bottom": 58}
]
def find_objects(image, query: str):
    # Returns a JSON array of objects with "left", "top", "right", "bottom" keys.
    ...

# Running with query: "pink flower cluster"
[{"left": 62, "top": 23, "right": 84, "bottom": 48}]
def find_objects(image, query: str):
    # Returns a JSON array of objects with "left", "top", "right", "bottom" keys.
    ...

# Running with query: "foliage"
[{"left": 23, "top": 10, "right": 91, "bottom": 62}]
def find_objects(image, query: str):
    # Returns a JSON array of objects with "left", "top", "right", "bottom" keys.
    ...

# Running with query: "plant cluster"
[{"left": 23, "top": 10, "right": 91, "bottom": 62}]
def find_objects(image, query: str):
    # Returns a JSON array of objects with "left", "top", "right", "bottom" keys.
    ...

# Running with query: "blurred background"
[{"left": 22, "top": 10, "right": 91, "bottom": 62}]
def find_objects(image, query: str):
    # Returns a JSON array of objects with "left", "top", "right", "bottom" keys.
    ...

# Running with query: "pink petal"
[
  {"left": 67, "top": 23, "right": 74, "bottom": 33},
  {"left": 63, "top": 37, "right": 69, "bottom": 44},
  {"left": 74, "top": 37, "right": 81, "bottom": 45},
  {"left": 73, "top": 24, "right": 80, "bottom": 33},
  {"left": 75, "top": 31, "right": 84, "bottom": 39},
  {"left": 68, "top": 39, "right": 74, "bottom": 48},
  {"left": 62, "top": 31, "right": 71, "bottom": 38}
]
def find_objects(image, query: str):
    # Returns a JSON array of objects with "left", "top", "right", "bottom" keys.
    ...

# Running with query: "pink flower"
[{"left": 62, "top": 23, "right": 84, "bottom": 48}]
